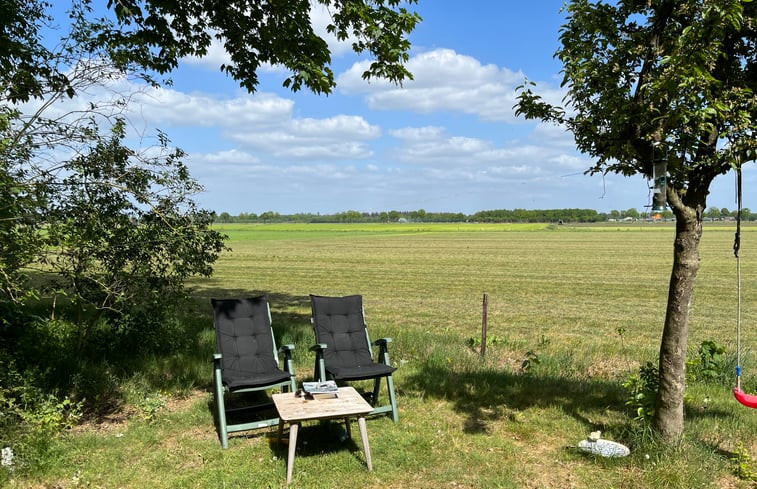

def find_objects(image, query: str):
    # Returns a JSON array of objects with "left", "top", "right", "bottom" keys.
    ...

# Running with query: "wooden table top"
[{"left": 273, "top": 387, "right": 372, "bottom": 422}]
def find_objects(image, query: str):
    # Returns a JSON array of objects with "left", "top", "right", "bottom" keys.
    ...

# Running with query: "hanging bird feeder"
[{"left": 651, "top": 153, "right": 667, "bottom": 213}]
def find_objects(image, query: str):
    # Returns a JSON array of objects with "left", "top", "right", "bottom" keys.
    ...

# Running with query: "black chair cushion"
[
  {"left": 327, "top": 362, "right": 396, "bottom": 381},
  {"left": 311, "top": 295, "right": 396, "bottom": 378},
  {"left": 223, "top": 368, "right": 292, "bottom": 391},
  {"left": 212, "top": 297, "right": 289, "bottom": 390}
]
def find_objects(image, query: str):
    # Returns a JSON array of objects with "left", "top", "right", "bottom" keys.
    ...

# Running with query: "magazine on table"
[{"left": 301, "top": 380, "right": 338, "bottom": 399}]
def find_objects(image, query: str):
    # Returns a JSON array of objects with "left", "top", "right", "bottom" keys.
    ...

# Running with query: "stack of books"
[{"left": 302, "top": 381, "right": 338, "bottom": 399}]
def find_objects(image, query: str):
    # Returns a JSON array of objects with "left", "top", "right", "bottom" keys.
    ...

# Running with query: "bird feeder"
[{"left": 651, "top": 157, "right": 667, "bottom": 212}]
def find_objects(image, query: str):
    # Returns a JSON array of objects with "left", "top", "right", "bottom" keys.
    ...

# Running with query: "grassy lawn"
[{"left": 11, "top": 222, "right": 757, "bottom": 488}]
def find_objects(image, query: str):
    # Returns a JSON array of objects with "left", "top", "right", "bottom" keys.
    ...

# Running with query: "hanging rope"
[
  {"left": 735, "top": 165, "right": 743, "bottom": 389},
  {"left": 732, "top": 164, "right": 757, "bottom": 407}
]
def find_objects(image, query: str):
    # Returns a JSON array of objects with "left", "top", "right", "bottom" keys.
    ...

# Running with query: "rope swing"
[{"left": 732, "top": 164, "right": 757, "bottom": 407}]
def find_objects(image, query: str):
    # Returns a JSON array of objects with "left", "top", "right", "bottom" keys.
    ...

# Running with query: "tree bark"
[{"left": 652, "top": 191, "right": 703, "bottom": 442}]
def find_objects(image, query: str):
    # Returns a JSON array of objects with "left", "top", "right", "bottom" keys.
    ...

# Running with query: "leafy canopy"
[
  {"left": 516, "top": 0, "right": 756, "bottom": 209},
  {"left": 2, "top": 0, "right": 420, "bottom": 103}
]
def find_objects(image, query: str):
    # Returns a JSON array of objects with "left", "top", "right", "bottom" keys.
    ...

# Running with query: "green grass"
[{"left": 9, "top": 222, "right": 757, "bottom": 488}]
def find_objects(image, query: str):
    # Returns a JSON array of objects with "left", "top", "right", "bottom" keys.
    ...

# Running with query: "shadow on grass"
[
  {"left": 407, "top": 359, "right": 737, "bottom": 447},
  {"left": 207, "top": 389, "right": 368, "bottom": 466},
  {"left": 407, "top": 361, "right": 629, "bottom": 435},
  {"left": 1, "top": 283, "right": 318, "bottom": 426},
  {"left": 266, "top": 421, "right": 366, "bottom": 461}
]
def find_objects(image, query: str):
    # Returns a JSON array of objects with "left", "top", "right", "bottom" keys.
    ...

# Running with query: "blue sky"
[{"left": 111, "top": 1, "right": 754, "bottom": 215}]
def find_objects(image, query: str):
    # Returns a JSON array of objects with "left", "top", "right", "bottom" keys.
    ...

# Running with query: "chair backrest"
[
  {"left": 310, "top": 294, "right": 374, "bottom": 368},
  {"left": 211, "top": 297, "right": 280, "bottom": 376}
]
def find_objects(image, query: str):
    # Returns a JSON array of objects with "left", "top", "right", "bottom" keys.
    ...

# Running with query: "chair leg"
[
  {"left": 386, "top": 374, "right": 399, "bottom": 423},
  {"left": 214, "top": 369, "right": 229, "bottom": 449},
  {"left": 371, "top": 377, "right": 381, "bottom": 406},
  {"left": 370, "top": 376, "right": 398, "bottom": 423}
]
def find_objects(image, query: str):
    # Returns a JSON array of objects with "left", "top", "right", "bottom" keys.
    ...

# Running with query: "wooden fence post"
[{"left": 481, "top": 293, "right": 488, "bottom": 357}]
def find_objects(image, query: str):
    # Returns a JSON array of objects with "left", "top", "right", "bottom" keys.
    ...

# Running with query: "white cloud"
[
  {"left": 338, "top": 49, "right": 516, "bottom": 121},
  {"left": 338, "top": 48, "right": 567, "bottom": 123},
  {"left": 291, "top": 115, "right": 379, "bottom": 139},
  {"left": 26, "top": 67, "right": 383, "bottom": 169},
  {"left": 380, "top": 119, "right": 597, "bottom": 207},
  {"left": 130, "top": 88, "right": 293, "bottom": 128},
  {"left": 389, "top": 123, "right": 585, "bottom": 172},
  {"left": 203, "top": 149, "right": 260, "bottom": 165},
  {"left": 390, "top": 126, "right": 446, "bottom": 141},
  {"left": 112, "top": 79, "right": 379, "bottom": 161},
  {"left": 226, "top": 114, "right": 380, "bottom": 160},
  {"left": 392, "top": 134, "right": 505, "bottom": 165}
]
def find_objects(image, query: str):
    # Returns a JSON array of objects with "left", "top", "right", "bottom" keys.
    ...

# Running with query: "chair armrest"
[
  {"left": 278, "top": 344, "right": 296, "bottom": 383},
  {"left": 310, "top": 344, "right": 328, "bottom": 381},
  {"left": 373, "top": 338, "right": 392, "bottom": 366},
  {"left": 279, "top": 344, "right": 295, "bottom": 363},
  {"left": 212, "top": 354, "right": 223, "bottom": 387}
]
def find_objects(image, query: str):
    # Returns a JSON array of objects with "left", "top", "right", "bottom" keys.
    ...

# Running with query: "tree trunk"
[{"left": 652, "top": 194, "right": 703, "bottom": 442}]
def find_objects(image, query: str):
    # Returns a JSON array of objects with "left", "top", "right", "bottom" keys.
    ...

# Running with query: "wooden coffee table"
[{"left": 272, "top": 386, "right": 373, "bottom": 484}]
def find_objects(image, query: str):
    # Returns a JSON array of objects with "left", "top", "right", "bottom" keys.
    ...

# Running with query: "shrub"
[
  {"left": 0, "top": 359, "right": 82, "bottom": 475},
  {"left": 623, "top": 361, "right": 659, "bottom": 421},
  {"left": 687, "top": 340, "right": 729, "bottom": 384},
  {"left": 732, "top": 443, "right": 757, "bottom": 481}
]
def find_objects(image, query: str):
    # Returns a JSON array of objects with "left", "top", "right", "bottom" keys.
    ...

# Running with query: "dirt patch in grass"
[
  {"left": 585, "top": 357, "right": 639, "bottom": 379},
  {"left": 71, "top": 408, "right": 136, "bottom": 434},
  {"left": 72, "top": 389, "right": 208, "bottom": 434},
  {"left": 162, "top": 389, "right": 208, "bottom": 413}
]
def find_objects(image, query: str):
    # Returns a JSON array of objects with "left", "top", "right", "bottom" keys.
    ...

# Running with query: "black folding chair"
[
  {"left": 211, "top": 296, "right": 296, "bottom": 448},
  {"left": 309, "top": 294, "right": 398, "bottom": 422}
]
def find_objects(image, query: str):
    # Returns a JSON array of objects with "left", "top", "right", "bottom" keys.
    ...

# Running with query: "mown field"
[{"left": 12, "top": 222, "right": 757, "bottom": 488}]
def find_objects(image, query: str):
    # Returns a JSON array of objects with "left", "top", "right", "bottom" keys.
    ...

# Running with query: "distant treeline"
[{"left": 212, "top": 207, "right": 728, "bottom": 224}]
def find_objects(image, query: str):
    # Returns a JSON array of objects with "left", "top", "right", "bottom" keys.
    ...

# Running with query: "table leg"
[
  {"left": 357, "top": 417, "right": 372, "bottom": 471},
  {"left": 286, "top": 423, "right": 298, "bottom": 485}
]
